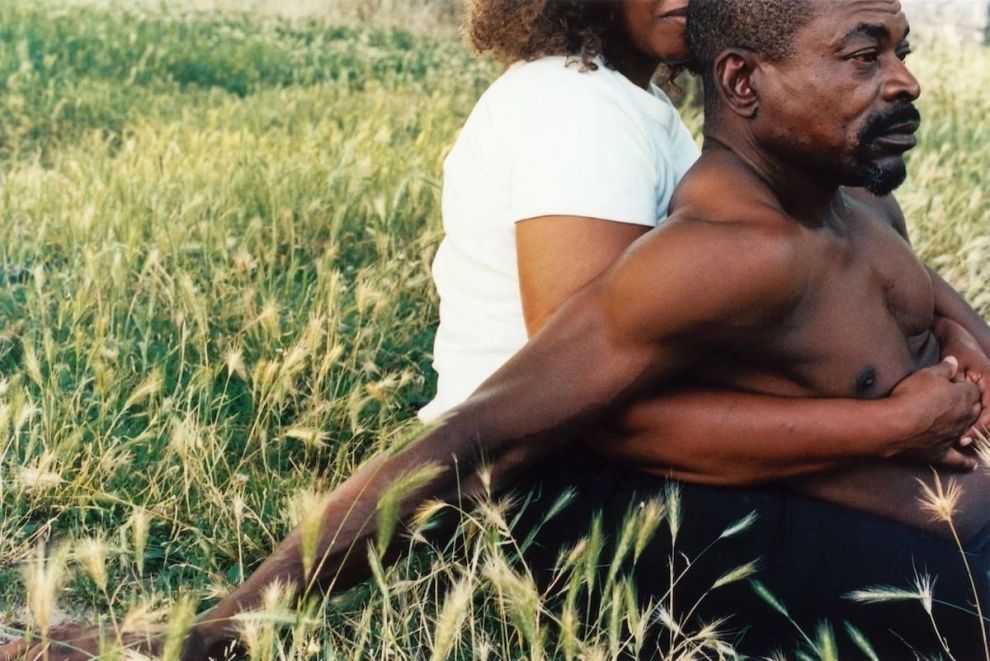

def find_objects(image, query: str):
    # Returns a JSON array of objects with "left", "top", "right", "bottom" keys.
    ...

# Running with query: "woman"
[{"left": 421, "top": 0, "right": 700, "bottom": 423}]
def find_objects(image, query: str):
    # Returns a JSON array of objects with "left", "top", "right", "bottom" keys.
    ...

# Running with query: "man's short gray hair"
[{"left": 688, "top": 0, "right": 816, "bottom": 115}]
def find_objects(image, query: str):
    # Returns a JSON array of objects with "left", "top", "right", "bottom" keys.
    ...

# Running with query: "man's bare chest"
[{"left": 772, "top": 216, "right": 937, "bottom": 398}]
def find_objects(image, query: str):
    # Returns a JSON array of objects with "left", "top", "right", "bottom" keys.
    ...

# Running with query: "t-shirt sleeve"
[{"left": 506, "top": 78, "right": 660, "bottom": 227}]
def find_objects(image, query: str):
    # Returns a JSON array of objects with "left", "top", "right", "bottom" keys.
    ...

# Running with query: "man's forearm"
[
  {"left": 190, "top": 419, "right": 490, "bottom": 649},
  {"left": 188, "top": 402, "right": 581, "bottom": 654},
  {"left": 931, "top": 268, "right": 990, "bottom": 355},
  {"left": 589, "top": 389, "right": 922, "bottom": 487},
  {"left": 184, "top": 284, "right": 668, "bottom": 655}
]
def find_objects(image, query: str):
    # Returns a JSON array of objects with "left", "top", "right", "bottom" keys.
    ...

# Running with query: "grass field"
[{"left": 0, "top": 1, "right": 988, "bottom": 658}]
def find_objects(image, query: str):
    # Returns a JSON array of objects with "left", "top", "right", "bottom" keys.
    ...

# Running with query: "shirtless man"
[{"left": 5, "top": 0, "right": 990, "bottom": 658}]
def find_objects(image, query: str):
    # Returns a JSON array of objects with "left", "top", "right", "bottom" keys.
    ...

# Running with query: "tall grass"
[
  {"left": 67, "top": 0, "right": 463, "bottom": 33},
  {"left": 0, "top": 1, "right": 986, "bottom": 658}
]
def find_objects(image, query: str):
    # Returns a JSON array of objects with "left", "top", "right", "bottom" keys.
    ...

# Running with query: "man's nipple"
[{"left": 855, "top": 367, "right": 878, "bottom": 395}]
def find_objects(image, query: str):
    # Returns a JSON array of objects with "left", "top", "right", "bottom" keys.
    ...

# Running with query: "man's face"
[{"left": 755, "top": 0, "right": 921, "bottom": 196}]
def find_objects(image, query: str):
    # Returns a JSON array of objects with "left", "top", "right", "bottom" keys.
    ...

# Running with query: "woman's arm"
[
  {"left": 518, "top": 216, "right": 979, "bottom": 485},
  {"left": 516, "top": 216, "right": 650, "bottom": 335}
]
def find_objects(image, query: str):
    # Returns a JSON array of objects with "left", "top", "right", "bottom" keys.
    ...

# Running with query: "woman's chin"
[{"left": 648, "top": 37, "right": 691, "bottom": 66}]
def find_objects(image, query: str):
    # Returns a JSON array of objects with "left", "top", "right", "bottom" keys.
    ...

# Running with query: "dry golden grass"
[{"left": 0, "top": 1, "right": 986, "bottom": 658}]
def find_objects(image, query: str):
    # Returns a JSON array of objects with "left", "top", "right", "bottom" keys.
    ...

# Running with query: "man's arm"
[
  {"left": 587, "top": 368, "right": 979, "bottom": 487},
  {"left": 592, "top": 191, "right": 989, "bottom": 484},
  {"left": 183, "top": 219, "right": 812, "bottom": 655},
  {"left": 877, "top": 188, "right": 990, "bottom": 353},
  {"left": 517, "top": 212, "right": 978, "bottom": 488},
  {"left": 931, "top": 269, "right": 990, "bottom": 356},
  {"left": 184, "top": 282, "right": 660, "bottom": 651}
]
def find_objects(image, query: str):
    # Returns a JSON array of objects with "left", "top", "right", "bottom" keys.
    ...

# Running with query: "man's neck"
[{"left": 703, "top": 128, "right": 842, "bottom": 227}]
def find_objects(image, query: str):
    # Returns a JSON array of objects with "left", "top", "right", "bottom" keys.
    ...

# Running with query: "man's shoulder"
[
  {"left": 669, "top": 166, "right": 807, "bottom": 258},
  {"left": 658, "top": 210, "right": 809, "bottom": 288},
  {"left": 604, "top": 209, "right": 810, "bottom": 344}
]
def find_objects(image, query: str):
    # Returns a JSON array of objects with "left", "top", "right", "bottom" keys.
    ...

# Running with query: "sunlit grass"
[{"left": 0, "top": 1, "right": 987, "bottom": 658}]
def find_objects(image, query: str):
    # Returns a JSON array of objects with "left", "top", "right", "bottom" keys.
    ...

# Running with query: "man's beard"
[{"left": 851, "top": 103, "right": 922, "bottom": 196}]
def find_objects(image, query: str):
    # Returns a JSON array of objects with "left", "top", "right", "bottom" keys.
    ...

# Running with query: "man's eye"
[{"left": 851, "top": 50, "right": 879, "bottom": 64}]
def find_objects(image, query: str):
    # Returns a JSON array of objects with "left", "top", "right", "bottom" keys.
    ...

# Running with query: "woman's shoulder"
[
  {"left": 483, "top": 56, "right": 629, "bottom": 110},
  {"left": 482, "top": 57, "right": 681, "bottom": 133}
]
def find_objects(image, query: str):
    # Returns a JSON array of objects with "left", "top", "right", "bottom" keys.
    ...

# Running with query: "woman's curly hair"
[{"left": 466, "top": 0, "right": 623, "bottom": 70}]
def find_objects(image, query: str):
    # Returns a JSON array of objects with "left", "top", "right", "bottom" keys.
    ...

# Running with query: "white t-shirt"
[{"left": 420, "top": 56, "right": 700, "bottom": 421}]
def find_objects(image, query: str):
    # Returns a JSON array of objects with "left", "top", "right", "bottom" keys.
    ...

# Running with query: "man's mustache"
[{"left": 859, "top": 104, "right": 922, "bottom": 143}]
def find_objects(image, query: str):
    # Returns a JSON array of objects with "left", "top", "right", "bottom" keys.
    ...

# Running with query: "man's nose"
[{"left": 883, "top": 59, "right": 922, "bottom": 102}]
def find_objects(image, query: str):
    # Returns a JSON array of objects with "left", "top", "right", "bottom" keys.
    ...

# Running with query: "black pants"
[{"left": 518, "top": 450, "right": 990, "bottom": 658}]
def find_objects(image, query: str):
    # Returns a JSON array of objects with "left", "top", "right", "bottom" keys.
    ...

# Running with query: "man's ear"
[{"left": 714, "top": 48, "right": 760, "bottom": 118}]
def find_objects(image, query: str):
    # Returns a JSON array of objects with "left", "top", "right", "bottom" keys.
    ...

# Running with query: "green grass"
[{"left": 0, "top": 1, "right": 987, "bottom": 658}]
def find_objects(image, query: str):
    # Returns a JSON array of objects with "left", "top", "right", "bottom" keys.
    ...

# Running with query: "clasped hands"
[{"left": 890, "top": 316, "right": 990, "bottom": 471}]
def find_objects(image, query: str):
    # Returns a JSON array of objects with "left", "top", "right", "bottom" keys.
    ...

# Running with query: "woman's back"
[{"left": 422, "top": 56, "right": 699, "bottom": 420}]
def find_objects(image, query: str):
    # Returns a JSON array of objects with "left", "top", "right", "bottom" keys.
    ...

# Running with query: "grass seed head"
[
  {"left": 16, "top": 466, "right": 62, "bottom": 494},
  {"left": 283, "top": 426, "right": 328, "bottom": 449},
  {"left": 711, "top": 560, "right": 760, "bottom": 591},
  {"left": 223, "top": 347, "right": 248, "bottom": 381},
  {"left": 913, "top": 572, "right": 935, "bottom": 615},
  {"left": 169, "top": 414, "right": 203, "bottom": 460},
  {"left": 665, "top": 483, "right": 682, "bottom": 542},
  {"left": 845, "top": 585, "right": 925, "bottom": 605},
  {"left": 376, "top": 462, "right": 446, "bottom": 555},
  {"left": 288, "top": 489, "right": 331, "bottom": 580},
  {"left": 634, "top": 498, "right": 666, "bottom": 563},
  {"left": 75, "top": 536, "right": 110, "bottom": 592},
  {"left": 232, "top": 494, "right": 246, "bottom": 525},
  {"left": 21, "top": 342, "right": 43, "bottom": 387},
  {"left": 23, "top": 542, "right": 70, "bottom": 636},
  {"left": 123, "top": 369, "right": 164, "bottom": 410},
  {"left": 483, "top": 557, "right": 543, "bottom": 653},
  {"left": 916, "top": 472, "right": 962, "bottom": 523},
  {"left": 130, "top": 508, "right": 150, "bottom": 577},
  {"left": 410, "top": 498, "right": 447, "bottom": 540},
  {"left": 161, "top": 596, "right": 196, "bottom": 659},
  {"left": 431, "top": 577, "right": 473, "bottom": 661}
]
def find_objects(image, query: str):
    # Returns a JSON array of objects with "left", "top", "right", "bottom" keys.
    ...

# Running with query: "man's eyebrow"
[{"left": 835, "top": 22, "right": 891, "bottom": 48}]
